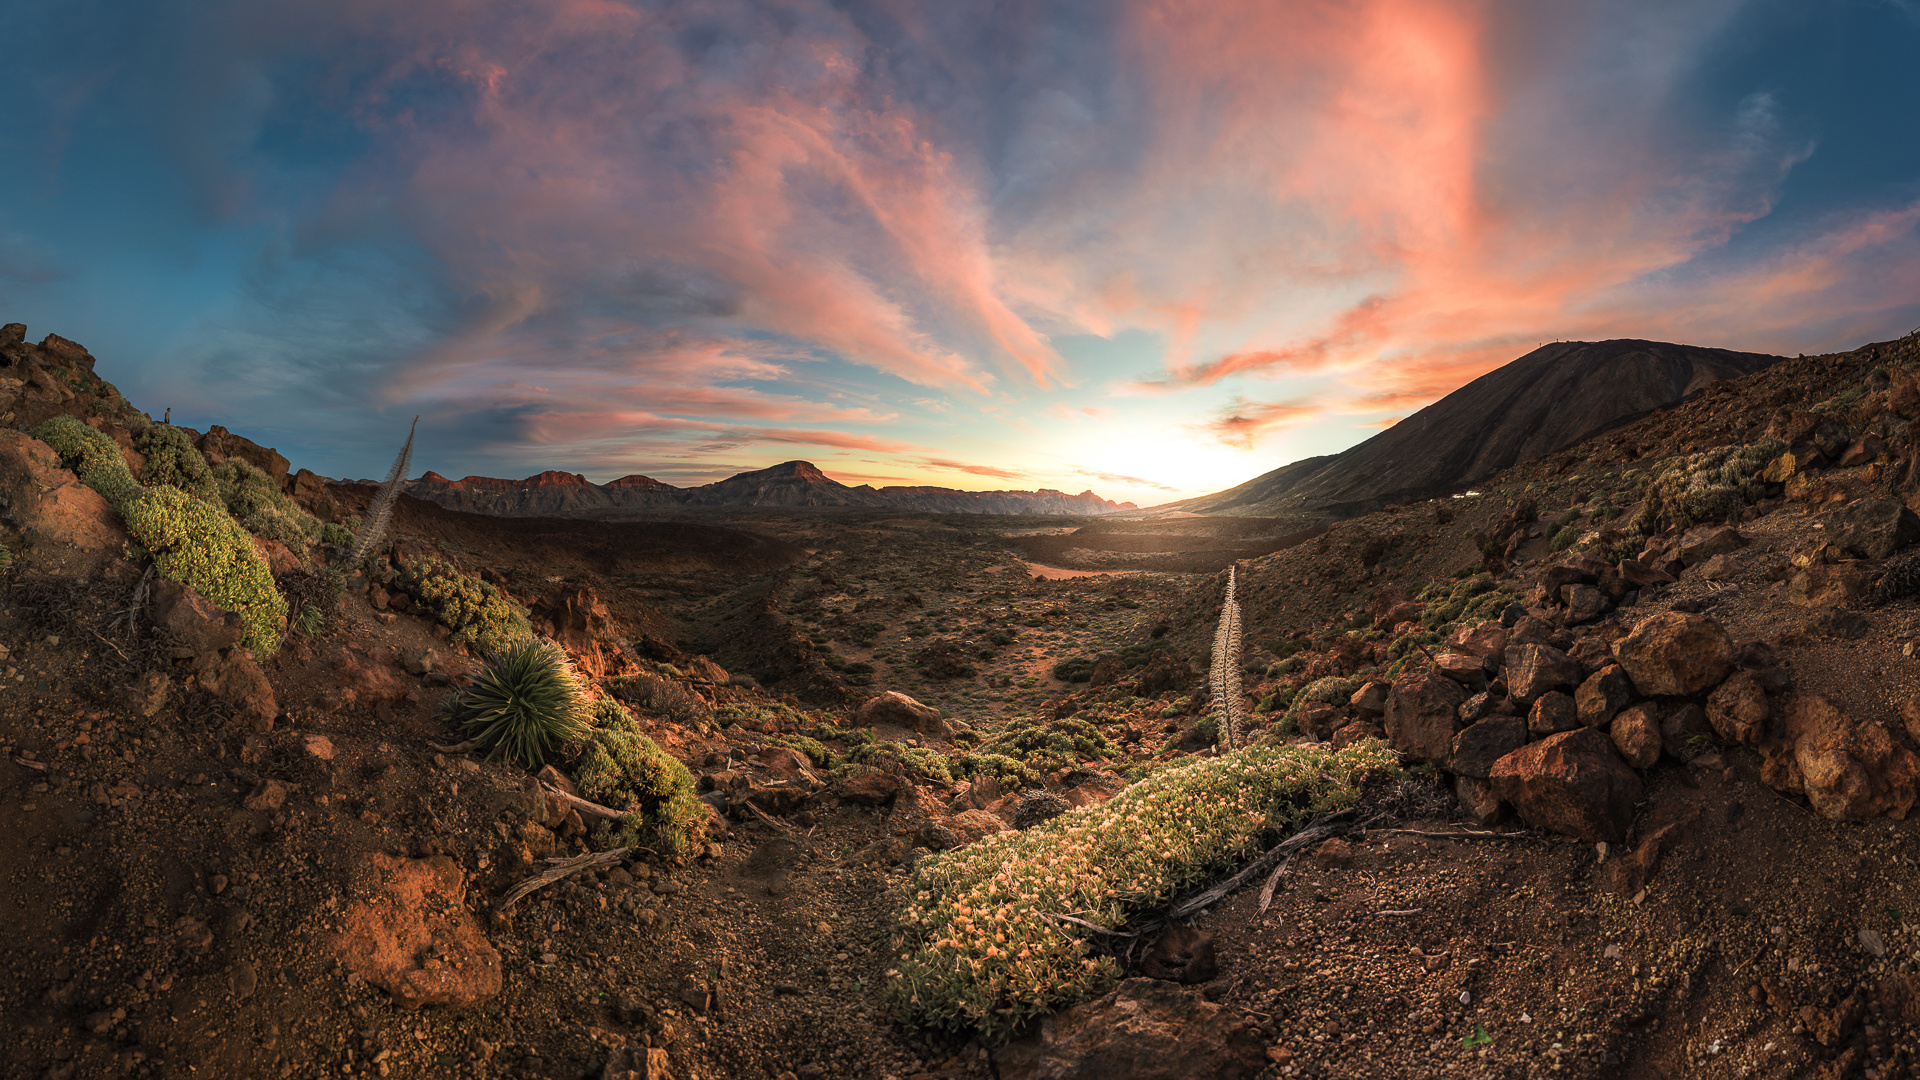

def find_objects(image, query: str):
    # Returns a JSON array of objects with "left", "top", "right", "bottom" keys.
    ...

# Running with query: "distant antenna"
[{"left": 349, "top": 416, "right": 419, "bottom": 565}]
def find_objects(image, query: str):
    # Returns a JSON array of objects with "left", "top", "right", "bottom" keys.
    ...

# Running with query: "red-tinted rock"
[
  {"left": 1383, "top": 668, "right": 1466, "bottom": 765},
  {"left": 1505, "top": 643, "right": 1582, "bottom": 705},
  {"left": 1616, "top": 560, "right": 1676, "bottom": 588},
  {"left": 0, "top": 430, "right": 129, "bottom": 551},
  {"left": 150, "top": 579, "right": 247, "bottom": 656},
  {"left": 1610, "top": 703, "right": 1662, "bottom": 769},
  {"left": 1786, "top": 565, "right": 1872, "bottom": 608},
  {"left": 1562, "top": 585, "right": 1609, "bottom": 624},
  {"left": 1489, "top": 728, "right": 1643, "bottom": 843},
  {"left": 946, "top": 808, "right": 1008, "bottom": 846},
  {"left": 1612, "top": 612, "right": 1735, "bottom": 697},
  {"left": 1762, "top": 694, "right": 1920, "bottom": 821},
  {"left": 1822, "top": 498, "right": 1920, "bottom": 560},
  {"left": 197, "top": 646, "right": 278, "bottom": 729},
  {"left": 834, "top": 768, "right": 902, "bottom": 806},
  {"left": 329, "top": 854, "right": 502, "bottom": 1008},
  {"left": 1674, "top": 525, "right": 1746, "bottom": 566},
  {"left": 1449, "top": 716, "right": 1527, "bottom": 779},
  {"left": 1347, "top": 681, "right": 1389, "bottom": 716},
  {"left": 1707, "top": 670, "right": 1770, "bottom": 746},
  {"left": 1445, "top": 620, "right": 1508, "bottom": 660},
  {"left": 1575, "top": 665, "right": 1632, "bottom": 729},
  {"left": 1453, "top": 775, "right": 1506, "bottom": 826},
  {"left": 1528, "top": 691, "right": 1579, "bottom": 737},
  {"left": 1434, "top": 652, "right": 1487, "bottom": 685},
  {"left": 853, "top": 690, "right": 951, "bottom": 740}
]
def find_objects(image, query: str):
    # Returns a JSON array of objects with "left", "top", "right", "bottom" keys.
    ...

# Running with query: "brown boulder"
[
  {"left": 328, "top": 854, "right": 502, "bottom": 1008},
  {"left": 1612, "top": 612, "right": 1734, "bottom": 697},
  {"left": 1575, "top": 665, "right": 1632, "bottom": 729},
  {"left": 834, "top": 768, "right": 902, "bottom": 806},
  {"left": 1489, "top": 728, "right": 1643, "bottom": 843},
  {"left": 853, "top": 690, "right": 951, "bottom": 740},
  {"left": 946, "top": 808, "right": 1009, "bottom": 846},
  {"left": 150, "top": 579, "right": 247, "bottom": 656},
  {"left": 530, "top": 584, "right": 639, "bottom": 680},
  {"left": 1786, "top": 564, "right": 1872, "bottom": 608},
  {"left": 1453, "top": 775, "right": 1506, "bottom": 826},
  {"left": 1528, "top": 691, "right": 1579, "bottom": 737},
  {"left": 1821, "top": 498, "right": 1920, "bottom": 561},
  {"left": 1445, "top": 620, "right": 1508, "bottom": 659},
  {"left": 1610, "top": 704, "right": 1662, "bottom": 769},
  {"left": 1706, "top": 670, "right": 1770, "bottom": 746},
  {"left": 1561, "top": 584, "right": 1609, "bottom": 624},
  {"left": 0, "top": 430, "right": 129, "bottom": 551},
  {"left": 1504, "top": 643, "right": 1582, "bottom": 705},
  {"left": 1674, "top": 525, "right": 1746, "bottom": 566},
  {"left": 1762, "top": 694, "right": 1920, "bottom": 821},
  {"left": 1347, "top": 681, "right": 1389, "bottom": 716},
  {"left": 1449, "top": 716, "right": 1527, "bottom": 780},
  {"left": 1382, "top": 668, "right": 1465, "bottom": 765},
  {"left": 993, "top": 978, "right": 1266, "bottom": 1080},
  {"left": 1433, "top": 652, "right": 1487, "bottom": 685},
  {"left": 1616, "top": 560, "right": 1676, "bottom": 588}
]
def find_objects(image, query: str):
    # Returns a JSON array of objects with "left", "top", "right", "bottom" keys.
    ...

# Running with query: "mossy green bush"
[
  {"left": 889, "top": 740, "right": 1400, "bottom": 1042},
  {"left": 1269, "top": 676, "right": 1361, "bottom": 739},
  {"left": 32, "top": 416, "right": 142, "bottom": 511},
  {"left": 842, "top": 739, "right": 954, "bottom": 784},
  {"left": 123, "top": 485, "right": 285, "bottom": 656},
  {"left": 1630, "top": 439, "right": 1785, "bottom": 535},
  {"left": 951, "top": 751, "right": 1039, "bottom": 790},
  {"left": 135, "top": 425, "right": 220, "bottom": 504},
  {"left": 977, "top": 716, "right": 1116, "bottom": 774},
  {"left": 213, "top": 459, "right": 321, "bottom": 544},
  {"left": 442, "top": 639, "right": 590, "bottom": 766},
  {"left": 574, "top": 698, "right": 704, "bottom": 858},
  {"left": 609, "top": 671, "right": 714, "bottom": 728},
  {"left": 398, "top": 557, "right": 530, "bottom": 655}
]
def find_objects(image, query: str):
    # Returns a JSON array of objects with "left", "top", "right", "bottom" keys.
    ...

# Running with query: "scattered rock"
[
  {"left": 150, "top": 580, "right": 246, "bottom": 657},
  {"left": 1706, "top": 670, "right": 1769, "bottom": 746},
  {"left": 1527, "top": 691, "right": 1579, "bottom": 737},
  {"left": 1013, "top": 791, "right": 1072, "bottom": 829},
  {"left": 242, "top": 780, "right": 288, "bottom": 812},
  {"left": 1822, "top": 498, "right": 1920, "bottom": 560},
  {"left": 1787, "top": 564, "right": 1873, "bottom": 608},
  {"left": 1453, "top": 775, "right": 1505, "bottom": 826},
  {"left": 853, "top": 691, "right": 951, "bottom": 740},
  {"left": 1610, "top": 704, "right": 1662, "bottom": 769},
  {"left": 1347, "top": 681, "right": 1389, "bottom": 716},
  {"left": 993, "top": 978, "right": 1266, "bottom": 1080},
  {"left": 1489, "top": 728, "right": 1643, "bottom": 843},
  {"left": 1574, "top": 666, "right": 1632, "bottom": 729},
  {"left": 1612, "top": 612, "right": 1735, "bottom": 697},
  {"left": 834, "top": 768, "right": 902, "bottom": 806},
  {"left": 300, "top": 734, "right": 335, "bottom": 761},
  {"left": 946, "top": 809, "right": 1009, "bottom": 846},
  {"left": 197, "top": 647, "right": 278, "bottom": 728},
  {"left": 1674, "top": 525, "right": 1746, "bottom": 566}
]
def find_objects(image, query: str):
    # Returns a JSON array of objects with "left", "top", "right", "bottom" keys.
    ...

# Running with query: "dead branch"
[
  {"left": 540, "top": 781, "right": 628, "bottom": 821},
  {"left": 495, "top": 847, "right": 633, "bottom": 910},
  {"left": 1169, "top": 813, "right": 1366, "bottom": 920},
  {"left": 1359, "top": 827, "right": 1538, "bottom": 842},
  {"left": 1256, "top": 852, "right": 1299, "bottom": 917}
]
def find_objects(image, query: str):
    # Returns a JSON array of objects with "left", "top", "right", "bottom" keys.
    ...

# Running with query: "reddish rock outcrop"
[
  {"left": 329, "top": 854, "right": 502, "bottom": 1008},
  {"left": 0, "top": 430, "right": 129, "bottom": 551},
  {"left": 994, "top": 978, "right": 1267, "bottom": 1080},
  {"left": 1489, "top": 728, "right": 1643, "bottom": 843},
  {"left": 1762, "top": 694, "right": 1919, "bottom": 821},
  {"left": 531, "top": 584, "right": 639, "bottom": 680},
  {"left": 1505, "top": 643, "right": 1582, "bottom": 705},
  {"left": 853, "top": 690, "right": 950, "bottom": 740},
  {"left": 1612, "top": 612, "right": 1735, "bottom": 697}
]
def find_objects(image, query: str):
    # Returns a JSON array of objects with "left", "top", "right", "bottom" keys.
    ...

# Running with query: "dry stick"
[
  {"left": 495, "top": 847, "right": 634, "bottom": 910},
  {"left": 1359, "top": 827, "right": 1539, "bottom": 843},
  {"left": 1169, "top": 814, "right": 1364, "bottom": 920},
  {"left": 540, "top": 781, "right": 627, "bottom": 821},
  {"left": 1255, "top": 852, "right": 1300, "bottom": 916},
  {"left": 743, "top": 800, "right": 796, "bottom": 834},
  {"left": 87, "top": 627, "right": 130, "bottom": 662},
  {"left": 429, "top": 740, "right": 478, "bottom": 754}
]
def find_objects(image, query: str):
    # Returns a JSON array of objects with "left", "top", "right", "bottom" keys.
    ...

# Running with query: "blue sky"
[{"left": 3, "top": 0, "right": 1917, "bottom": 505}]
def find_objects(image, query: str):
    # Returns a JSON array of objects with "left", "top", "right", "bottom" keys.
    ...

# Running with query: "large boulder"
[
  {"left": 150, "top": 579, "right": 247, "bottom": 656},
  {"left": 1382, "top": 668, "right": 1466, "bottom": 764},
  {"left": 1821, "top": 498, "right": 1920, "bottom": 561},
  {"left": 1786, "top": 565, "right": 1873, "bottom": 608},
  {"left": 853, "top": 690, "right": 951, "bottom": 740},
  {"left": 1528, "top": 691, "right": 1579, "bottom": 737},
  {"left": 1610, "top": 703, "right": 1661, "bottom": 769},
  {"left": 1489, "top": 728, "right": 1643, "bottom": 843},
  {"left": 1762, "top": 694, "right": 1920, "bottom": 821},
  {"left": 1445, "top": 620, "right": 1508, "bottom": 659},
  {"left": 328, "top": 854, "right": 503, "bottom": 1008},
  {"left": 0, "top": 429, "right": 129, "bottom": 551},
  {"left": 1674, "top": 525, "right": 1746, "bottom": 567},
  {"left": 1504, "top": 643, "right": 1582, "bottom": 705},
  {"left": 196, "top": 647, "right": 278, "bottom": 730},
  {"left": 1612, "top": 612, "right": 1734, "bottom": 697},
  {"left": 993, "top": 978, "right": 1267, "bottom": 1080},
  {"left": 530, "top": 584, "right": 640, "bottom": 680}
]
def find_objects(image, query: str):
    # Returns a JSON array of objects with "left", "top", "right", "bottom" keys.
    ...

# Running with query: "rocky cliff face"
[
  {"left": 1169, "top": 339, "right": 1784, "bottom": 519},
  {"left": 405, "top": 460, "right": 1136, "bottom": 517}
]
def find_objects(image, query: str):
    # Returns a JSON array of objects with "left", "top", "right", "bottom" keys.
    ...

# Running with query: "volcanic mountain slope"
[
  {"left": 405, "top": 460, "right": 1136, "bottom": 517},
  {"left": 1167, "top": 339, "right": 1784, "bottom": 519}
]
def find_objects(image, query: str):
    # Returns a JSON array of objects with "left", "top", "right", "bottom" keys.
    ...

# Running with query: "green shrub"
[
  {"left": 32, "top": 417, "right": 141, "bottom": 511},
  {"left": 977, "top": 716, "right": 1116, "bottom": 773},
  {"left": 1271, "top": 676, "right": 1361, "bottom": 739},
  {"left": 889, "top": 740, "right": 1400, "bottom": 1042},
  {"left": 398, "top": 558, "right": 530, "bottom": 655},
  {"left": 951, "top": 751, "right": 1038, "bottom": 790},
  {"left": 319, "top": 522, "right": 355, "bottom": 547},
  {"left": 1550, "top": 526, "right": 1581, "bottom": 552},
  {"left": 123, "top": 485, "right": 286, "bottom": 656},
  {"left": 1052, "top": 656, "right": 1096, "bottom": 683},
  {"left": 610, "top": 671, "right": 715, "bottom": 728},
  {"left": 279, "top": 566, "right": 346, "bottom": 638},
  {"left": 844, "top": 740, "right": 954, "bottom": 784},
  {"left": 135, "top": 425, "right": 220, "bottom": 504},
  {"left": 442, "top": 639, "right": 590, "bottom": 766},
  {"left": 213, "top": 459, "right": 321, "bottom": 544},
  {"left": 574, "top": 698, "right": 704, "bottom": 858},
  {"left": 1630, "top": 439, "right": 1785, "bottom": 535}
]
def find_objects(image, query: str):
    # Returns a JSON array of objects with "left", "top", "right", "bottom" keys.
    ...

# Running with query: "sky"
[{"left": 3, "top": 0, "right": 1918, "bottom": 507}]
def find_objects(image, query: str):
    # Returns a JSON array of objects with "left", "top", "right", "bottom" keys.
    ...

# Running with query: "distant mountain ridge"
[
  {"left": 1165, "top": 338, "right": 1785, "bottom": 518},
  {"left": 400, "top": 460, "right": 1136, "bottom": 517}
]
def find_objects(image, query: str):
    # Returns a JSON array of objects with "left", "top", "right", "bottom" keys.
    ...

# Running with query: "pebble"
[{"left": 1859, "top": 929, "right": 1888, "bottom": 958}]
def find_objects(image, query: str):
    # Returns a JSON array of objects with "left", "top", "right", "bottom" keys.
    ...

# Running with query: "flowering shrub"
[
  {"left": 888, "top": 739, "right": 1400, "bottom": 1041},
  {"left": 123, "top": 485, "right": 287, "bottom": 656},
  {"left": 32, "top": 416, "right": 141, "bottom": 511},
  {"left": 213, "top": 459, "right": 321, "bottom": 544},
  {"left": 1268, "top": 676, "right": 1361, "bottom": 739}
]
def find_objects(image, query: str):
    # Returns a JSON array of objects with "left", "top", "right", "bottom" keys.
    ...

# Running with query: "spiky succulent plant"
[
  {"left": 443, "top": 639, "right": 590, "bottom": 767},
  {"left": 1209, "top": 564, "right": 1247, "bottom": 751}
]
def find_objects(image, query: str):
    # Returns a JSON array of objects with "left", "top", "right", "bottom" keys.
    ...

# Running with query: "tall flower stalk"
[
  {"left": 1210, "top": 564, "right": 1246, "bottom": 751},
  {"left": 349, "top": 416, "right": 418, "bottom": 566}
]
